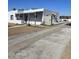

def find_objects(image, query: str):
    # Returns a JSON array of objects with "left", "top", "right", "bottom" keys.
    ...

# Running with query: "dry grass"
[
  {"left": 8, "top": 26, "right": 44, "bottom": 36},
  {"left": 8, "top": 23, "right": 18, "bottom": 27}
]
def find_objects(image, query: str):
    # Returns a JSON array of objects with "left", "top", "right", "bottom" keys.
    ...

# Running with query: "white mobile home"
[{"left": 8, "top": 8, "right": 61, "bottom": 25}]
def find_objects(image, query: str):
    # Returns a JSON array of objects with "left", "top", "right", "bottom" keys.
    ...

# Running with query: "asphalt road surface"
[{"left": 8, "top": 23, "right": 71, "bottom": 59}]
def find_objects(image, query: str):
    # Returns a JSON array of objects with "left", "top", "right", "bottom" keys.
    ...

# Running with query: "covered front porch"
[{"left": 15, "top": 12, "right": 43, "bottom": 25}]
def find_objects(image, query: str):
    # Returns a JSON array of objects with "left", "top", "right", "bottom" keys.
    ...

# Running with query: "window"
[
  {"left": 10, "top": 15, "right": 14, "bottom": 20},
  {"left": 15, "top": 14, "right": 23, "bottom": 20},
  {"left": 29, "top": 12, "right": 42, "bottom": 21}
]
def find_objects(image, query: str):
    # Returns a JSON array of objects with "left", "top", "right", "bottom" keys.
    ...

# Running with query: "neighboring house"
[{"left": 8, "top": 8, "right": 61, "bottom": 25}]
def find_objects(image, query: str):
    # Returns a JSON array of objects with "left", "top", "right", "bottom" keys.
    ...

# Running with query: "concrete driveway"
[{"left": 8, "top": 23, "right": 71, "bottom": 59}]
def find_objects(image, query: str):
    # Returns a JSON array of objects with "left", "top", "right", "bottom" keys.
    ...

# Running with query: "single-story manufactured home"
[{"left": 8, "top": 8, "right": 61, "bottom": 25}]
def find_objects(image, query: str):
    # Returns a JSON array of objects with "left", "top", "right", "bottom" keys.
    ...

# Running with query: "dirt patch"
[
  {"left": 8, "top": 26, "right": 44, "bottom": 36},
  {"left": 60, "top": 41, "right": 71, "bottom": 59}
]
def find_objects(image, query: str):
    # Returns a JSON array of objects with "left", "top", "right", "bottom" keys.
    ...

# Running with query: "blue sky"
[{"left": 8, "top": 0, "right": 71, "bottom": 16}]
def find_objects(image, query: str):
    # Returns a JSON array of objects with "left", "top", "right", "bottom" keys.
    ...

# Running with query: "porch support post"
[
  {"left": 35, "top": 12, "right": 36, "bottom": 26},
  {"left": 23, "top": 13, "right": 24, "bottom": 24},
  {"left": 19, "top": 13, "right": 20, "bottom": 21},
  {"left": 28, "top": 13, "right": 30, "bottom": 24}
]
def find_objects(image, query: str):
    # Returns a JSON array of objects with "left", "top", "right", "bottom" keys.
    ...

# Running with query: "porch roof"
[{"left": 15, "top": 8, "right": 44, "bottom": 14}]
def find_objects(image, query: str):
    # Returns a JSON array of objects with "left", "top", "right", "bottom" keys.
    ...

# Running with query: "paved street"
[{"left": 8, "top": 23, "right": 71, "bottom": 59}]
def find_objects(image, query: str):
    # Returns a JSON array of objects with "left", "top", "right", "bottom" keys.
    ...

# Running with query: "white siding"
[
  {"left": 8, "top": 11, "right": 22, "bottom": 24},
  {"left": 27, "top": 21, "right": 42, "bottom": 25},
  {"left": 42, "top": 9, "right": 52, "bottom": 25}
]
